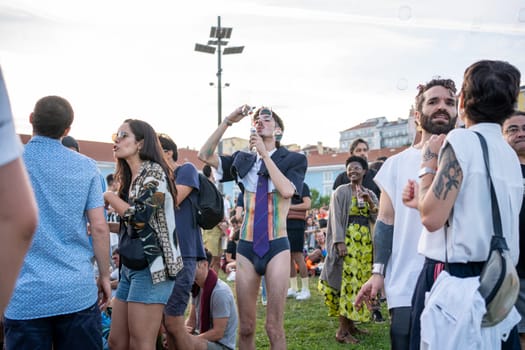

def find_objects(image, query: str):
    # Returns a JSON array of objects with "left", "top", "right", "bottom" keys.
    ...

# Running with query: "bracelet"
[
  {"left": 224, "top": 117, "right": 233, "bottom": 126},
  {"left": 418, "top": 167, "right": 436, "bottom": 178},
  {"left": 372, "top": 263, "right": 385, "bottom": 276}
]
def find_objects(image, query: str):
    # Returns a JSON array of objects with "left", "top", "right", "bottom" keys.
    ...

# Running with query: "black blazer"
[{"left": 219, "top": 147, "right": 307, "bottom": 198}]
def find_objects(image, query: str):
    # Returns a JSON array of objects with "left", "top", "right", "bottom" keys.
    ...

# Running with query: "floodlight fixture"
[
  {"left": 194, "top": 43, "right": 216, "bottom": 54},
  {"left": 210, "top": 26, "right": 232, "bottom": 39},
  {"left": 223, "top": 46, "right": 244, "bottom": 55}
]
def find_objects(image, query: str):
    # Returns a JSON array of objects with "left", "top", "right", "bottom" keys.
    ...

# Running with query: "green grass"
[{"left": 223, "top": 275, "right": 390, "bottom": 349}]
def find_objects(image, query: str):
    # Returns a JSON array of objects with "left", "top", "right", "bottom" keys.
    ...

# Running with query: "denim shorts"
[
  {"left": 164, "top": 258, "right": 197, "bottom": 316},
  {"left": 3, "top": 302, "right": 101, "bottom": 350},
  {"left": 116, "top": 265, "right": 175, "bottom": 304}
]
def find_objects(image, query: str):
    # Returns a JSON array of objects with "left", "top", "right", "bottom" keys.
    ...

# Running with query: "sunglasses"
[
  {"left": 253, "top": 107, "right": 273, "bottom": 124},
  {"left": 112, "top": 131, "right": 129, "bottom": 142}
]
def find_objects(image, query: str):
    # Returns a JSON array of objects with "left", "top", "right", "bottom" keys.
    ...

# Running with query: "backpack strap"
[{"left": 474, "top": 132, "right": 503, "bottom": 238}]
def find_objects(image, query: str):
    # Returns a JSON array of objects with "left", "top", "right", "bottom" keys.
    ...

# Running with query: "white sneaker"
[
  {"left": 287, "top": 288, "right": 297, "bottom": 298},
  {"left": 296, "top": 289, "right": 311, "bottom": 300}
]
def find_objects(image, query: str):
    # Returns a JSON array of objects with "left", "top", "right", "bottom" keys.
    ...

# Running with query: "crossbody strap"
[
  {"left": 473, "top": 131, "right": 504, "bottom": 239},
  {"left": 444, "top": 131, "right": 505, "bottom": 270}
]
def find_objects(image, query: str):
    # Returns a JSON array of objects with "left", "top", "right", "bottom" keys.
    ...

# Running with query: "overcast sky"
[{"left": 1, "top": 0, "right": 524, "bottom": 150}]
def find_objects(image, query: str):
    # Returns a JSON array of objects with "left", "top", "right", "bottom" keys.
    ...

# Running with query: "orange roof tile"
[{"left": 19, "top": 134, "right": 204, "bottom": 170}]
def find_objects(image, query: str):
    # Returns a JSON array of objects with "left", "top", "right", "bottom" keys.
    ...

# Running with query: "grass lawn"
[{"left": 223, "top": 275, "right": 391, "bottom": 349}]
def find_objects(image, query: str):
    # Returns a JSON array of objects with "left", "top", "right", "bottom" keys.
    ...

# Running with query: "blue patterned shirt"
[{"left": 5, "top": 136, "right": 104, "bottom": 320}]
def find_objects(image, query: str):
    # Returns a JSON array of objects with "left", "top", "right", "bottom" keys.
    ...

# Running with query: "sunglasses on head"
[
  {"left": 112, "top": 131, "right": 129, "bottom": 142},
  {"left": 253, "top": 107, "right": 273, "bottom": 124}
]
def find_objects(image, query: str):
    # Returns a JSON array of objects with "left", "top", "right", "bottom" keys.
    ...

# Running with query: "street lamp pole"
[
  {"left": 195, "top": 16, "right": 244, "bottom": 193},
  {"left": 217, "top": 16, "right": 223, "bottom": 135}
]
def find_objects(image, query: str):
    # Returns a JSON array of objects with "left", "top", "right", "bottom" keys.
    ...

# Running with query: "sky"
[{"left": 1, "top": 0, "right": 525, "bottom": 150}]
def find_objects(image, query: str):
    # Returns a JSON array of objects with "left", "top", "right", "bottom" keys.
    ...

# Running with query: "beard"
[{"left": 420, "top": 110, "right": 457, "bottom": 135}]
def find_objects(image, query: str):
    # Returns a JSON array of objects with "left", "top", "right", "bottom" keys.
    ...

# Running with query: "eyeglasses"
[
  {"left": 347, "top": 166, "right": 363, "bottom": 171},
  {"left": 504, "top": 125, "right": 525, "bottom": 136},
  {"left": 112, "top": 131, "right": 129, "bottom": 142}
]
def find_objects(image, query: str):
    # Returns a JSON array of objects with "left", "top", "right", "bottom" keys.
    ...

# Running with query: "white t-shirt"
[
  {"left": 374, "top": 146, "right": 425, "bottom": 309},
  {"left": 418, "top": 124, "right": 522, "bottom": 264},
  {"left": 0, "top": 68, "right": 23, "bottom": 166}
]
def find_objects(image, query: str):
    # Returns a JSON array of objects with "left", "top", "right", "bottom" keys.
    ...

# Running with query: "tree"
[{"left": 310, "top": 188, "right": 330, "bottom": 209}]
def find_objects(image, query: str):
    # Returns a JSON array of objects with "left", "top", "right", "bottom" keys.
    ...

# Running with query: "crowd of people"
[{"left": 1, "top": 58, "right": 525, "bottom": 350}]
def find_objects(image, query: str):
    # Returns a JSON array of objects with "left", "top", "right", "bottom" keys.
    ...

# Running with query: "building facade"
[{"left": 338, "top": 111, "right": 417, "bottom": 152}]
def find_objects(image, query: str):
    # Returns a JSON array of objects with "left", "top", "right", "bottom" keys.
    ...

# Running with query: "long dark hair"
[{"left": 114, "top": 119, "right": 177, "bottom": 205}]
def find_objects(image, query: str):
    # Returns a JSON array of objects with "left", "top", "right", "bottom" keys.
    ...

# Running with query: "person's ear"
[
  {"left": 414, "top": 110, "right": 421, "bottom": 130},
  {"left": 458, "top": 92, "right": 466, "bottom": 122}
]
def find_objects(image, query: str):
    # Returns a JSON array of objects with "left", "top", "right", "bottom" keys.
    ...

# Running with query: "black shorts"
[{"left": 286, "top": 228, "right": 305, "bottom": 253}]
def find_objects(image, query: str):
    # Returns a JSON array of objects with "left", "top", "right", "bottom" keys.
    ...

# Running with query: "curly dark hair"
[
  {"left": 345, "top": 155, "right": 368, "bottom": 171},
  {"left": 415, "top": 78, "right": 457, "bottom": 113}
]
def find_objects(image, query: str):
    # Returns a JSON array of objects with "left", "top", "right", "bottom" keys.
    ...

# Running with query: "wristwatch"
[
  {"left": 418, "top": 167, "right": 436, "bottom": 178},
  {"left": 372, "top": 263, "right": 385, "bottom": 276}
]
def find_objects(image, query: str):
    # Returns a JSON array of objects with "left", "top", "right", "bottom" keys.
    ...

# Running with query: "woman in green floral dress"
[{"left": 319, "top": 156, "right": 378, "bottom": 344}]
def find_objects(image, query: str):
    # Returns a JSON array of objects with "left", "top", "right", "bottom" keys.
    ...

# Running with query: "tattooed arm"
[{"left": 418, "top": 142, "right": 463, "bottom": 232}]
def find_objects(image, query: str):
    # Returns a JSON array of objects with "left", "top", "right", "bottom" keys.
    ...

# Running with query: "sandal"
[{"left": 335, "top": 332, "right": 359, "bottom": 344}]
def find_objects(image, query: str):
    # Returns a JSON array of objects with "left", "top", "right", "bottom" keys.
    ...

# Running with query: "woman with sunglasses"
[
  {"left": 198, "top": 106, "right": 307, "bottom": 350},
  {"left": 104, "top": 119, "right": 183, "bottom": 350}
]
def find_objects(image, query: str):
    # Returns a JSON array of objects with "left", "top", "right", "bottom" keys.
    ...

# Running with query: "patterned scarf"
[{"left": 124, "top": 161, "right": 183, "bottom": 283}]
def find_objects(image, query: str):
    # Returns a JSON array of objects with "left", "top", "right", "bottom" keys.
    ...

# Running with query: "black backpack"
[
  {"left": 193, "top": 173, "right": 224, "bottom": 229},
  {"left": 175, "top": 167, "right": 224, "bottom": 230}
]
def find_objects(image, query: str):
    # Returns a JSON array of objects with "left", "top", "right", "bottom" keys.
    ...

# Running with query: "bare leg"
[
  {"left": 335, "top": 317, "right": 359, "bottom": 344},
  {"left": 348, "top": 318, "right": 370, "bottom": 336},
  {"left": 108, "top": 298, "right": 130, "bottom": 350},
  {"left": 235, "top": 254, "right": 261, "bottom": 350},
  {"left": 165, "top": 315, "right": 193, "bottom": 350},
  {"left": 127, "top": 302, "right": 165, "bottom": 350},
  {"left": 264, "top": 250, "right": 290, "bottom": 350},
  {"left": 291, "top": 251, "right": 308, "bottom": 279},
  {"left": 289, "top": 255, "right": 297, "bottom": 278}
]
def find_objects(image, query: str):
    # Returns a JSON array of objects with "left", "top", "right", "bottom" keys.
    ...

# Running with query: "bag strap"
[{"left": 473, "top": 132, "right": 504, "bottom": 239}]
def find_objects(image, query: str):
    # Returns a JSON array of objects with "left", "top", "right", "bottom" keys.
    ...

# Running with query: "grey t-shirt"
[{"left": 194, "top": 279, "right": 238, "bottom": 349}]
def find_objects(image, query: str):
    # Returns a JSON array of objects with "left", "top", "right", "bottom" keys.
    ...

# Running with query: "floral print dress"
[{"left": 319, "top": 195, "right": 373, "bottom": 322}]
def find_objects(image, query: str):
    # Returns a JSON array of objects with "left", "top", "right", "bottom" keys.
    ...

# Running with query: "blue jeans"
[{"left": 3, "top": 302, "right": 102, "bottom": 350}]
